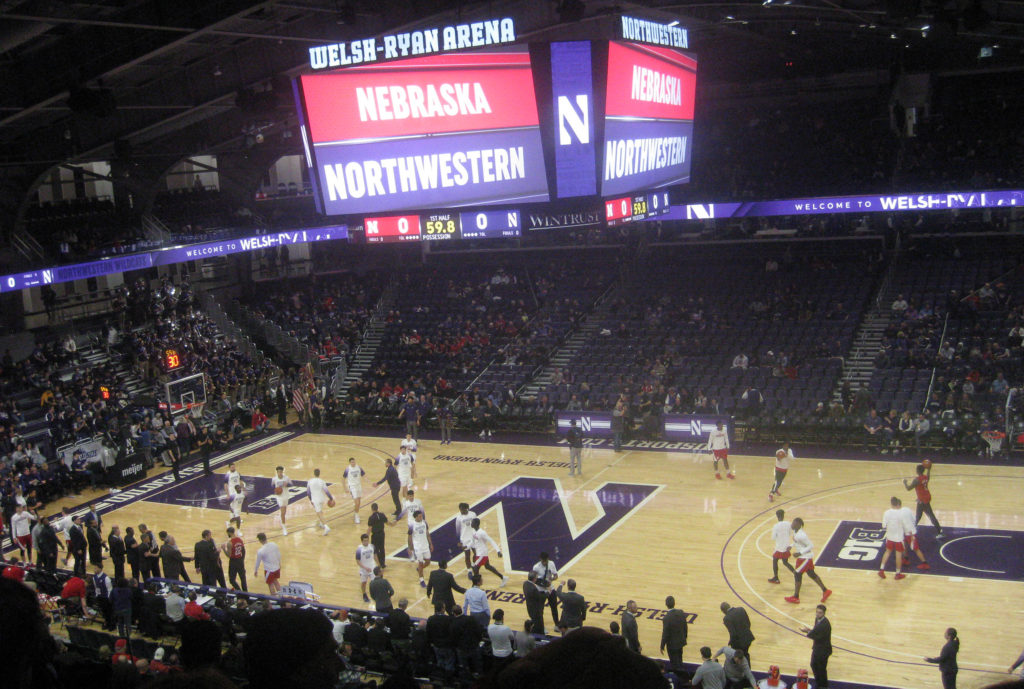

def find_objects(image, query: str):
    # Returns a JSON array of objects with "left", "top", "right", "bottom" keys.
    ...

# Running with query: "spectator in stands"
[
  {"left": 731, "top": 353, "right": 749, "bottom": 370},
  {"left": 515, "top": 619, "right": 537, "bottom": 658},
  {"left": 184, "top": 591, "right": 210, "bottom": 621},
  {"left": 863, "top": 408, "right": 884, "bottom": 452},
  {"left": 714, "top": 646, "right": 757, "bottom": 688},
  {"left": 692, "top": 646, "right": 726, "bottom": 689},
  {"left": 427, "top": 603, "right": 456, "bottom": 674},
  {"left": 488, "top": 608, "right": 516, "bottom": 671},
  {"left": 389, "top": 597, "right": 413, "bottom": 656},
  {"left": 244, "top": 607, "right": 341, "bottom": 689},
  {"left": 451, "top": 604, "right": 483, "bottom": 677},
  {"left": 165, "top": 586, "right": 186, "bottom": 623}
]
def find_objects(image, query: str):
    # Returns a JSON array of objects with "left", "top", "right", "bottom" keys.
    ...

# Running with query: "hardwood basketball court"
[{"left": 80, "top": 429, "right": 1022, "bottom": 689}]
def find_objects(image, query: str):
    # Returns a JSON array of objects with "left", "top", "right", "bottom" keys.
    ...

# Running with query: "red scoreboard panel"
[
  {"left": 605, "top": 190, "right": 671, "bottom": 226},
  {"left": 364, "top": 215, "right": 422, "bottom": 243}
]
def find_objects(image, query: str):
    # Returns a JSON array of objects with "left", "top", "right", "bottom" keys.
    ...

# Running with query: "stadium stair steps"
[
  {"left": 518, "top": 287, "right": 618, "bottom": 399},
  {"left": 338, "top": 283, "right": 397, "bottom": 400}
]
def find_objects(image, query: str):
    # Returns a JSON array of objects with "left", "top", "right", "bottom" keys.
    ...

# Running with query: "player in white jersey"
[
  {"left": 769, "top": 443, "right": 794, "bottom": 501},
  {"left": 707, "top": 421, "right": 735, "bottom": 480},
  {"left": 343, "top": 457, "right": 365, "bottom": 523},
  {"left": 271, "top": 466, "right": 292, "bottom": 535},
  {"left": 897, "top": 497, "right": 930, "bottom": 570},
  {"left": 767, "top": 509, "right": 798, "bottom": 584},
  {"left": 224, "top": 463, "right": 243, "bottom": 501},
  {"left": 395, "top": 449, "right": 415, "bottom": 490},
  {"left": 879, "top": 496, "right": 906, "bottom": 579},
  {"left": 253, "top": 532, "right": 282, "bottom": 594},
  {"left": 408, "top": 511, "right": 434, "bottom": 587},
  {"left": 784, "top": 517, "right": 831, "bottom": 604},
  {"left": 469, "top": 517, "right": 508, "bottom": 586},
  {"left": 400, "top": 433, "right": 418, "bottom": 460},
  {"left": 306, "top": 468, "right": 334, "bottom": 535},
  {"left": 397, "top": 489, "right": 424, "bottom": 555},
  {"left": 456, "top": 502, "right": 478, "bottom": 568},
  {"left": 55, "top": 508, "right": 74, "bottom": 565},
  {"left": 227, "top": 484, "right": 247, "bottom": 529},
  {"left": 355, "top": 533, "right": 376, "bottom": 602}
]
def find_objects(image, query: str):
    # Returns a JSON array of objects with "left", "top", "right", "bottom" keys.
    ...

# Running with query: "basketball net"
[{"left": 188, "top": 402, "right": 205, "bottom": 420}]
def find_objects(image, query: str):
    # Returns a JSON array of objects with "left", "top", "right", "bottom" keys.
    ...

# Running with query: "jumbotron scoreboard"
[{"left": 293, "top": 15, "right": 696, "bottom": 232}]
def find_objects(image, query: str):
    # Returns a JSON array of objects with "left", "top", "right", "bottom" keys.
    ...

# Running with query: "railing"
[
  {"left": 11, "top": 230, "right": 49, "bottom": 265},
  {"left": 921, "top": 312, "right": 950, "bottom": 412}
]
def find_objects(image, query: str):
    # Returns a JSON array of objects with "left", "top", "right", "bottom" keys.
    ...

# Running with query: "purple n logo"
[{"left": 395, "top": 477, "right": 661, "bottom": 572}]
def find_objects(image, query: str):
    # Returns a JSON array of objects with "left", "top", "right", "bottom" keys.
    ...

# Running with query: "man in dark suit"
[
  {"left": 388, "top": 598, "right": 413, "bottom": 656},
  {"left": 523, "top": 571, "right": 548, "bottom": 635},
  {"left": 68, "top": 516, "right": 87, "bottom": 576},
  {"left": 107, "top": 525, "right": 126, "bottom": 580},
  {"left": 426, "top": 603, "right": 455, "bottom": 674},
  {"left": 426, "top": 559, "right": 465, "bottom": 614},
  {"left": 556, "top": 579, "right": 587, "bottom": 633},
  {"left": 159, "top": 534, "right": 192, "bottom": 581},
  {"left": 193, "top": 529, "right": 226, "bottom": 587},
  {"left": 720, "top": 601, "right": 755, "bottom": 663},
  {"left": 661, "top": 595, "right": 688, "bottom": 673},
  {"left": 801, "top": 603, "right": 832, "bottom": 688},
  {"left": 86, "top": 517, "right": 106, "bottom": 566},
  {"left": 450, "top": 605, "right": 482, "bottom": 677},
  {"left": 369, "top": 567, "right": 395, "bottom": 614},
  {"left": 34, "top": 515, "right": 61, "bottom": 572},
  {"left": 621, "top": 600, "right": 641, "bottom": 653}
]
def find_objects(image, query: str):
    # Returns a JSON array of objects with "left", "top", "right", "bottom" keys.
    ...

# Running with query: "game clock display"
[
  {"left": 604, "top": 190, "right": 671, "bottom": 225},
  {"left": 363, "top": 209, "right": 521, "bottom": 242}
]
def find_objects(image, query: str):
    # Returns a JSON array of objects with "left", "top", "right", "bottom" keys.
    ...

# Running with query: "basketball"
[
  {"left": 274, "top": 486, "right": 283, "bottom": 495},
  {"left": 327, "top": 498, "right": 336, "bottom": 508},
  {"left": 922, "top": 459, "right": 933, "bottom": 469}
]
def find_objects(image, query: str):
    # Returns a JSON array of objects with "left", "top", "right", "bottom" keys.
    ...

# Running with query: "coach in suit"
[
  {"left": 193, "top": 530, "right": 226, "bottom": 588},
  {"left": 661, "top": 596, "right": 688, "bottom": 672},
  {"left": 426, "top": 559, "right": 465, "bottom": 614},
  {"left": 107, "top": 526, "right": 126, "bottom": 580},
  {"left": 369, "top": 567, "right": 395, "bottom": 614},
  {"left": 86, "top": 518, "right": 106, "bottom": 566},
  {"left": 802, "top": 604, "right": 832, "bottom": 688},
  {"left": 159, "top": 535, "right": 192, "bottom": 582},
  {"left": 621, "top": 600, "right": 641, "bottom": 653},
  {"left": 720, "top": 601, "right": 755, "bottom": 662},
  {"left": 523, "top": 572, "right": 548, "bottom": 635},
  {"left": 68, "top": 517, "right": 87, "bottom": 576},
  {"left": 556, "top": 579, "right": 587, "bottom": 633}
]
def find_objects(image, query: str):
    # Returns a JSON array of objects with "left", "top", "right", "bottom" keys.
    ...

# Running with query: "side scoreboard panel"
[{"left": 605, "top": 190, "right": 671, "bottom": 225}]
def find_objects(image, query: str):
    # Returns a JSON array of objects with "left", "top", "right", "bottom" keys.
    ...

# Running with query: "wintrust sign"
[{"left": 308, "top": 18, "right": 517, "bottom": 70}]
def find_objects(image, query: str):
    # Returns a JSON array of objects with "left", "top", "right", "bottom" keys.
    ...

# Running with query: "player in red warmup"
[
  {"left": 878, "top": 496, "right": 907, "bottom": 580},
  {"left": 904, "top": 461, "right": 945, "bottom": 539},
  {"left": 769, "top": 443, "right": 793, "bottom": 501}
]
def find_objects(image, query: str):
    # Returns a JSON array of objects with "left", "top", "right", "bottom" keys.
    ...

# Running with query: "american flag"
[{"left": 292, "top": 387, "right": 307, "bottom": 413}]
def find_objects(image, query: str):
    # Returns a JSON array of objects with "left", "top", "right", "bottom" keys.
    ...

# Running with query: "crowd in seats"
[
  {"left": 25, "top": 198, "right": 144, "bottom": 264},
  {"left": 121, "top": 276, "right": 276, "bottom": 406},
  {"left": 535, "top": 244, "right": 877, "bottom": 431},
  {"left": 866, "top": 238, "right": 1024, "bottom": 455},
  {"left": 346, "top": 265, "right": 536, "bottom": 423},
  {"left": 241, "top": 273, "right": 385, "bottom": 364}
]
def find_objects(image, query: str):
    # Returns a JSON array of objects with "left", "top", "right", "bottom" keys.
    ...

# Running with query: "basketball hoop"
[{"left": 188, "top": 402, "right": 205, "bottom": 420}]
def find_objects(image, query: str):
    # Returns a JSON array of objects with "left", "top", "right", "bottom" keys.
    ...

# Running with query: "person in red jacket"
[
  {"left": 183, "top": 591, "right": 210, "bottom": 621},
  {"left": 60, "top": 575, "right": 88, "bottom": 614},
  {"left": 251, "top": 407, "right": 268, "bottom": 434}
]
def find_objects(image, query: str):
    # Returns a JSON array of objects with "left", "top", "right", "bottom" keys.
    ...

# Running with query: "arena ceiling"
[{"left": 0, "top": 0, "right": 1022, "bottom": 170}]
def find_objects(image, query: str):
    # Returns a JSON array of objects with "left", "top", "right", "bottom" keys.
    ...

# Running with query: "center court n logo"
[{"left": 394, "top": 477, "right": 661, "bottom": 572}]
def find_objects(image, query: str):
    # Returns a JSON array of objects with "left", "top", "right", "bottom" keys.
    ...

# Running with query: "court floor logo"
[
  {"left": 392, "top": 476, "right": 661, "bottom": 572},
  {"left": 143, "top": 473, "right": 319, "bottom": 515},
  {"left": 816, "top": 520, "right": 1024, "bottom": 582}
]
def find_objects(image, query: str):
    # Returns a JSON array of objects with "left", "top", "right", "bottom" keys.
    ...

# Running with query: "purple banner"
[
  {"left": 663, "top": 414, "right": 733, "bottom": 443},
  {"left": 313, "top": 128, "right": 549, "bottom": 215},
  {"left": 551, "top": 41, "right": 598, "bottom": 199},
  {"left": 602, "top": 118, "right": 693, "bottom": 196},
  {"left": 1, "top": 226, "right": 347, "bottom": 294},
  {"left": 556, "top": 411, "right": 614, "bottom": 438},
  {"left": 151, "top": 226, "right": 347, "bottom": 266},
  {"left": 816, "top": 520, "right": 1024, "bottom": 582},
  {"left": 659, "top": 188, "right": 1024, "bottom": 222}
]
